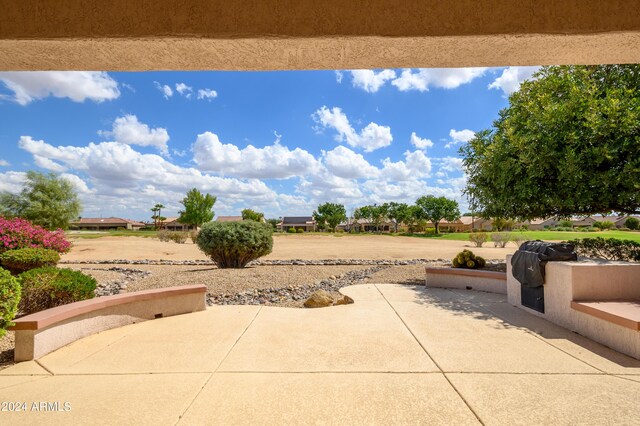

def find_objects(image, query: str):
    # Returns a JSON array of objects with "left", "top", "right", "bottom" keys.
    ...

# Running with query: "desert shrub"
[
  {"left": 491, "top": 232, "right": 511, "bottom": 248},
  {"left": 168, "top": 231, "right": 188, "bottom": 244},
  {"left": 287, "top": 228, "right": 297, "bottom": 233},
  {"left": 511, "top": 235, "right": 527, "bottom": 248},
  {"left": 157, "top": 230, "right": 171, "bottom": 242},
  {"left": 196, "top": 221, "right": 273, "bottom": 268},
  {"left": 0, "top": 268, "right": 21, "bottom": 338},
  {"left": 553, "top": 226, "right": 573, "bottom": 232},
  {"left": 566, "top": 237, "right": 640, "bottom": 262},
  {"left": 469, "top": 232, "right": 488, "bottom": 247},
  {"left": 190, "top": 230, "right": 199, "bottom": 243},
  {"left": 0, "top": 216, "right": 71, "bottom": 255},
  {"left": 452, "top": 250, "right": 486, "bottom": 269},
  {"left": 296, "top": 228, "right": 304, "bottom": 233},
  {"left": 619, "top": 227, "right": 631, "bottom": 231},
  {"left": 624, "top": 217, "right": 639, "bottom": 230},
  {"left": 18, "top": 267, "right": 96, "bottom": 315},
  {"left": 558, "top": 220, "right": 573, "bottom": 228},
  {"left": 0, "top": 248, "right": 60, "bottom": 275},
  {"left": 593, "top": 221, "right": 615, "bottom": 230}
]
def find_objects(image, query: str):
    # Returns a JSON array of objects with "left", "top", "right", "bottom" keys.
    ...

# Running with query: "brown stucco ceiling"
[{"left": 1, "top": 0, "right": 639, "bottom": 70}]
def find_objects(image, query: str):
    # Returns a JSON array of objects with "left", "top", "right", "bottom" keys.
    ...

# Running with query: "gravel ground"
[{"left": 0, "top": 332, "right": 14, "bottom": 369}]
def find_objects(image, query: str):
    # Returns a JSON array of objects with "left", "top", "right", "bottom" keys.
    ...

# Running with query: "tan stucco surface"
[
  {"left": 1, "top": 284, "right": 639, "bottom": 424},
  {"left": 1, "top": 1, "right": 640, "bottom": 70}
]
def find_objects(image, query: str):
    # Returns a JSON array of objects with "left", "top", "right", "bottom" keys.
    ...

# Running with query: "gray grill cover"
[{"left": 511, "top": 241, "right": 577, "bottom": 287}]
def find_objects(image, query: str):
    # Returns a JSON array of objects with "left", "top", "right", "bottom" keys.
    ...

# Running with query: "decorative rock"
[
  {"left": 303, "top": 290, "right": 335, "bottom": 308},
  {"left": 334, "top": 295, "right": 354, "bottom": 305}
]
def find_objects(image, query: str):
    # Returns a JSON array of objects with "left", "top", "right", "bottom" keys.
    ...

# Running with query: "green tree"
[
  {"left": 383, "top": 202, "right": 409, "bottom": 233},
  {"left": 462, "top": 65, "right": 640, "bottom": 219},
  {"left": 313, "top": 203, "right": 347, "bottom": 232},
  {"left": 151, "top": 203, "right": 166, "bottom": 230},
  {"left": 0, "top": 171, "right": 81, "bottom": 230},
  {"left": 415, "top": 195, "right": 461, "bottom": 234},
  {"left": 178, "top": 188, "right": 216, "bottom": 228},
  {"left": 241, "top": 208, "right": 265, "bottom": 222},
  {"left": 354, "top": 204, "right": 387, "bottom": 232},
  {"left": 266, "top": 218, "right": 279, "bottom": 230}
]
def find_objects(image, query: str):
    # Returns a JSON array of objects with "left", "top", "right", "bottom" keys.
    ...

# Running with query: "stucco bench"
[
  {"left": 571, "top": 300, "right": 640, "bottom": 331},
  {"left": 9, "top": 285, "right": 207, "bottom": 361}
]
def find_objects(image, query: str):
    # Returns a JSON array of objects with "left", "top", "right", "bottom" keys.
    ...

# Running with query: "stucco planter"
[{"left": 425, "top": 267, "right": 507, "bottom": 294}]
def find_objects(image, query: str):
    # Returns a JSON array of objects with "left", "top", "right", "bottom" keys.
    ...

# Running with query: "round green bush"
[
  {"left": 18, "top": 267, "right": 96, "bottom": 315},
  {"left": 296, "top": 228, "right": 304, "bottom": 233},
  {"left": 196, "top": 221, "right": 273, "bottom": 268},
  {"left": 451, "top": 249, "right": 486, "bottom": 269},
  {"left": 0, "top": 269, "right": 21, "bottom": 338},
  {"left": 625, "top": 217, "right": 639, "bottom": 230},
  {"left": 287, "top": 228, "right": 297, "bottom": 233},
  {"left": 0, "top": 248, "right": 60, "bottom": 275}
]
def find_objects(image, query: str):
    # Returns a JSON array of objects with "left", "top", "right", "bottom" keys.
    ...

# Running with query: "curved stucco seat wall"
[
  {"left": 9, "top": 285, "right": 207, "bottom": 362},
  {"left": 425, "top": 267, "right": 507, "bottom": 294}
]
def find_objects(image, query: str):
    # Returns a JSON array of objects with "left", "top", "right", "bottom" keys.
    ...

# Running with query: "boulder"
[
  {"left": 303, "top": 290, "right": 335, "bottom": 308},
  {"left": 334, "top": 295, "right": 354, "bottom": 306}
]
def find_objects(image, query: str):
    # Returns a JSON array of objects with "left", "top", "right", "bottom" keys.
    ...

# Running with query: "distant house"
[
  {"left": 459, "top": 216, "right": 493, "bottom": 232},
  {"left": 527, "top": 217, "right": 560, "bottom": 230},
  {"left": 216, "top": 216, "right": 243, "bottom": 223},
  {"left": 615, "top": 215, "right": 640, "bottom": 228},
  {"left": 70, "top": 217, "right": 145, "bottom": 231},
  {"left": 571, "top": 216, "right": 597, "bottom": 228},
  {"left": 158, "top": 217, "right": 197, "bottom": 231},
  {"left": 277, "top": 217, "right": 316, "bottom": 232}
]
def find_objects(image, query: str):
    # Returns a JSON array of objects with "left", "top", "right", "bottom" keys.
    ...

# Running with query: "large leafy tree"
[
  {"left": 241, "top": 208, "right": 265, "bottom": 222},
  {"left": 383, "top": 202, "right": 409, "bottom": 233},
  {"left": 415, "top": 195, "right": 460, "bottom": 234},
  {"left": 354, "top": 204, "right": 388, "bottom": 232},
  {"left": 0, "top": 171, "right": 81, "bottom": 230},
  {"left": 177, "top": 189, "right": 216, "bottom": 228},
  {"left": 313, "top": 202, "right": 347, "bottom": 232},
  {"left": 462, "top": 65, "right": 640, "bottom": 219}
]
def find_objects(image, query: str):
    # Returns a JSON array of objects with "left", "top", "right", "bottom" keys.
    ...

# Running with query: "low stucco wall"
[
  {"left": 13, "top": 286, "right": 207, "bottom": 361},
  {"left": 425, "top": 267, "right": 507, "bottom": 294},
  {"left": 506, "top": 255, "right": 640, "bottom": 359}
]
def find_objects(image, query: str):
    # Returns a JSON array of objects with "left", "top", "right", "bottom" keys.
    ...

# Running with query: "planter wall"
[{"left": 425, "top": 267, "right": 507, "bottom": 294}]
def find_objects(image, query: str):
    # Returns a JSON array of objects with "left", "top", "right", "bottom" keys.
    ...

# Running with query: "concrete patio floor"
[{"left": 1, "top": 284, "right": 639, "bottom": 425}]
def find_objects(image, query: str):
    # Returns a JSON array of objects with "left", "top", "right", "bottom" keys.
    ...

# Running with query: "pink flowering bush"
[{"left": 0, "top": 217, "right": 71, "bottom": 255}]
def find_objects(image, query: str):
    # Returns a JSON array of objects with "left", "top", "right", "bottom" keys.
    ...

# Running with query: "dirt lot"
[{"left": 63, "top": 234, "right": 517, "bottom": 262}]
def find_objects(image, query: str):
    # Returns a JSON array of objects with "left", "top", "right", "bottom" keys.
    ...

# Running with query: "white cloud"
[
  {"left": 335, "top": 71, "right": 344, "bottom": 84},
  {"left": 410, "top": 132, "right": 434, "bottom": 149},
  {"left": 488, "top": 66, "right": 540, "bottom": 96},
  {"left": 154, "top": 81, "right": 173, "bottom": 99},
  {"left": 99, "top": 115, "right": 170, "bottom": 156},
  {"left": 380, "top": 150, "right": 431, "bottom": 181},
  {"left": 192, "top": 131, "right": 319, "bottom": 179},
  {"left": 445, "top": 129, "right": 475, "bottom": 148},
  {"left": 17, "top": 137, "right": 276, "bottom": 206},
  {"left": 349, "top": 69, "right": 396, "bottom": 93},
  {"left": 312, "top": 106, "right": 393, "bottom": 152},
  {"left": 197, "top": 89, "right": 217, "bottom": 100},
  {"left": 436, "top": 156, "right": 464, "bottom": 173},
  {"left": 0, "top": 171, "right": 26, "bottom": 193},
  {"left": 391, "top": 68, "right": 487, "bottom": 92},
  {"left": 322, "top": 146, "right": 379, "bottom": 179},
  {"left": 175, "top": 83, "right": 193, "bottom": 98},
  {"left": 0, "top": 71, "right": 120, "bottom": 105},
  {"left": 60, "top": 173, "right": 92, "bottom": 194},
  {"left": 0, "top": 159, "right": 9, "bottom": 167},
  {"left": 33, "top": 155, "right": 67, "bottom": 172}
]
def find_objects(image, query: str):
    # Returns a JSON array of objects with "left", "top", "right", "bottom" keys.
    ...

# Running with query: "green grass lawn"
[
  {"left": 407, "top": 229, "right": 640, "bottom": 243},
  {"left": 66, "top": 230, "right": 159, "bottom": 239}
]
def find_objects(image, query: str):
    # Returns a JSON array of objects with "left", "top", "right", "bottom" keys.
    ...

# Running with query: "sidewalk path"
[{"left": 1, "top": 284, "right": 638, "bottom": 425}]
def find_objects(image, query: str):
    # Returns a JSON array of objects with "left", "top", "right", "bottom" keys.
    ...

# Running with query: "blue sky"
[{"left": 0, "top": 67, "right": 538, "bottom": 221}]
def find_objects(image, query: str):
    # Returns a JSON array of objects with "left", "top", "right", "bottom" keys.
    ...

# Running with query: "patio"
[{"left": 0, "top": 284, "right": 638, "bottom": 425}]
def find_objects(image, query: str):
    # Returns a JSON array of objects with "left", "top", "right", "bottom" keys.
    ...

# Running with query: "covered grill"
[{"left": 510, "top": 241, "right": 577, "bottom": 313}]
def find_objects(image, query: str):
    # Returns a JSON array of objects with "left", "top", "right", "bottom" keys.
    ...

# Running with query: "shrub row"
[
  {"left": 157, "top": 230, "right": 189, "bottom": 244},
  {"left": 0, "top": 248, "right": 60, "bottom": 275},
  {"left": 469, "top": 232, "right": 527, "bottom": 248},
  {"left": 566, "top": 237, "right": 640, "bottom": 262}
]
